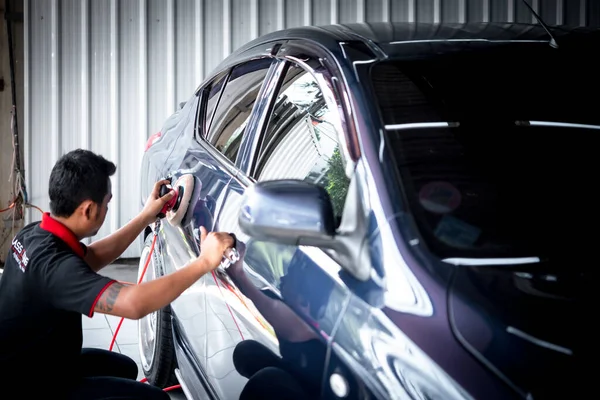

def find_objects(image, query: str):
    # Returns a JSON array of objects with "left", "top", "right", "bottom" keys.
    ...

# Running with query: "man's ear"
[{"left": 80, "top": 200, "right": 95, "bottom": 220}]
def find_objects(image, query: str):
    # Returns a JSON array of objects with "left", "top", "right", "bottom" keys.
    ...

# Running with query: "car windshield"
[{"left": 370, "top": 43, "right": 599, "bottom": 262}]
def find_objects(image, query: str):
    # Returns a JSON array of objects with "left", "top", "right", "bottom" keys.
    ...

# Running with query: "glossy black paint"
[{"left": 140, "top": 22, "right": 594, "bottom": 400}]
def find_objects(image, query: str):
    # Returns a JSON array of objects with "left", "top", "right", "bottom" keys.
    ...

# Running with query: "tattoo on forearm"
[{"left": 95, "top": 282, "right": 125, "bottom": 313}]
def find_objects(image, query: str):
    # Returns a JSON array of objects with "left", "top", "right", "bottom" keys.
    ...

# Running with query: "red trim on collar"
[{"left": 39, "top": 212, "right": 85, "bottom": 258}]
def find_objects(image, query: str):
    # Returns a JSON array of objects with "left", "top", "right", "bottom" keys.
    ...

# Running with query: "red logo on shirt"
[{"left": 11, "top": 237, "right": 29, "bottom": 273}]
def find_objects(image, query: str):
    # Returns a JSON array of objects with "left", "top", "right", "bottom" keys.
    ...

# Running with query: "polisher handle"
[
  {"left": 159, "top": 184, "right": 170, "bottom": 198},
  {"left": 156, "top": 183, "right": 172, "bottom": 219}
]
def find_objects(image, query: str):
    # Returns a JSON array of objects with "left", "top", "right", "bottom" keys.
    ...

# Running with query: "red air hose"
[
  {"left": 108, "top": 233, "right": 181, "bottom": 392},
  {"left": 108, "top": 230, "right": 246, "bottom": 394},
  {"left": 211, "top": 270, "right": 245, "bottom": 340}
]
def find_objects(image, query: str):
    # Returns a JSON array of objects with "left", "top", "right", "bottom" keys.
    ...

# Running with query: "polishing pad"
[
  {"left": 181, "top": 176, "right": 203, "bottom": 227},
  {"left": 167, "top": 174, "right": 194, "bottom": 226}
]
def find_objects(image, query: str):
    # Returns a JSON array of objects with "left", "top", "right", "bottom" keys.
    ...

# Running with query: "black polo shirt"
[{"left": 0, "top": 213, "right": 116, "bottom": 386}]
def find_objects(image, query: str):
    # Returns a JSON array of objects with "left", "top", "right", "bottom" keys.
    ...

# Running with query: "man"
[{"left": 0, "top": 149, "right": 234, "bottom": 399}]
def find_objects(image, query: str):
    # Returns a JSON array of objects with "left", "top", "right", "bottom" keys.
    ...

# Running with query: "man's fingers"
[
  {"left": 161, "top": 189, "right": 176, "bottom": 201},
  {"left": 152, "top": 179, "right": 171, "bottom": 197},
  {"left": 220, "top": 233, "right": 235, "bottom": 249},
  {"left": 198, "top": 229, "right": 235, "bottom": 253}
]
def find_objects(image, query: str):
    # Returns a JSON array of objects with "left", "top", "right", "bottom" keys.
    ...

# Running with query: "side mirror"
[
  {"left": 239, "top": 180, "right": 336, "bottom": 246},
  {"left": 239, "top": 178, "right": 372, "bottom": 281}
]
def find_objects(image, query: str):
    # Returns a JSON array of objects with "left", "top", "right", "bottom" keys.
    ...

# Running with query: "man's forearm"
[
  {"left": 86, "top": 214, "right": 150, "bottom": 271},
  {"left": 126, "top": 258, "right": 211, "bottom": 318}
]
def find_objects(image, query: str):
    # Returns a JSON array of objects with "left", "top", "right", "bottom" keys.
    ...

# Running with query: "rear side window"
[{"left": 207, "top": 58, "right": 272, "bottom": 163}]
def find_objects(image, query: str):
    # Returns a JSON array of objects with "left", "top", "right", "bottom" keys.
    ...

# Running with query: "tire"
[{"left": 137, "top": 234, "right": 178, "bottom": 388}]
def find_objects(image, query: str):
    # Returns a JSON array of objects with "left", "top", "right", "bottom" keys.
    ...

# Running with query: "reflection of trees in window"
[
  {"left": 324, "top": 147, "right": 349, "bottom": 218},
  {"left": 303, "top": 146, "right": 349, "bottom": 220}
]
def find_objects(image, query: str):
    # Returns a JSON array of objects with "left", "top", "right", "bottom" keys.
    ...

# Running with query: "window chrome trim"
[
  {"left": 194, "top": 69, "right": 230, "bottom": 142},
  {"left": 442, "top": 257, "right": 540, "bottom": 266},
  {"left": 521, "top": 120, "right": 600, "bottom": 130},
  {"left": 385, "top": 120, "right": 600, "bottom": 132},
  {"left": 240, "top": 59, "right": 288, "bottom": 174},
  {"left": 202, "top": 57, "right": 274, "bottom": 169},
  {"left": 385, "top": 122, "right": 459, "bottom": 131},
  {"left": 388, "top": 39, "right": 548, "bottom": 45}
]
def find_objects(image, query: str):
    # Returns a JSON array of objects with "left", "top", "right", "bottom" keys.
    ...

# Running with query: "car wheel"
[{"left": 137, "top": 234, "right": 178, "bottom": 388}]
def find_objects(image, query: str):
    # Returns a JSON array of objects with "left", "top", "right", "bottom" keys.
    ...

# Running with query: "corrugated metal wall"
[{"left": 24, "top": 0, "right": 599, "bottom": 257}]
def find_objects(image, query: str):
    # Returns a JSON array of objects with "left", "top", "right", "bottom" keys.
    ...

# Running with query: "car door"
[
  {"left": 140, "top": 69, "right": 230, "bottom": 395},
  {"left": 214, "top": 56, "right": 353, "bottom": 399},
  {"left": 159, "top": 56, "right": 276, "bottom": 400}
]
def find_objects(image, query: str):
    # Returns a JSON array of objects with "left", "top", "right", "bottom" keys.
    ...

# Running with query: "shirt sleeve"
[{"left": 42, "top": 253, "right": 116, "bottom": 317}]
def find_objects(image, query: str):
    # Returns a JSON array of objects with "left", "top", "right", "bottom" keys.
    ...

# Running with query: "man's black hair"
[{"left": 49, "top": 149, "right": 117, "bottom": 217}]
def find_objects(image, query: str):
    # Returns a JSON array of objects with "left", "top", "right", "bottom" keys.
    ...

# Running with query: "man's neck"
[{"left": 50, "top": 214, "right": 84, "bottom": 241}]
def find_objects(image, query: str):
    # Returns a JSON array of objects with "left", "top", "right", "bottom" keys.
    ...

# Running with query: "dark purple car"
[{"left": 139, "top": 22, "right": 595, "bottom": 400}]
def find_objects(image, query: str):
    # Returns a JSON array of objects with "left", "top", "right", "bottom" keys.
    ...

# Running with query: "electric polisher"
[
  {"left": 156, "top": 174, "right": 239, "bottom": 268},
  {"left": 156, "top": 174, "right": 194, "bottom": 224}
]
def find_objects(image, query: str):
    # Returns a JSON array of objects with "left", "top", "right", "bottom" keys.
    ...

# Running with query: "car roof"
[{"left": 227, "top": 21, "right": 600, "bottom": 62}]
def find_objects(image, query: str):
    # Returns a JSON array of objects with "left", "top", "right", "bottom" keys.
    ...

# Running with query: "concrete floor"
[{"left": 87, "top": 260, "right": 187, "bottom": 399}]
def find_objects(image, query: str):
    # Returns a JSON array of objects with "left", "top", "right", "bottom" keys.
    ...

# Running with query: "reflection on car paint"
[
  {"left": 333, "top": 295, "right": 472, "bottom": 400},
  {"left": 225, "top": 236, "right": 349, "bottom": 398}
]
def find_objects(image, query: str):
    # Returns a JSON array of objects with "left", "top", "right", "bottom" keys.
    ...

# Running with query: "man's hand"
[
  {"left": 141, "top": 179, "right": 176, "bottom": 225},
  {"left": 87, "top": 179, "right": 174, "bottom": 271},
  {"left": 226, "top": 239, "right": 246, "bottom": 279},
  {"left": 197, "top": 226, "right": 235, "bottom": 270}
]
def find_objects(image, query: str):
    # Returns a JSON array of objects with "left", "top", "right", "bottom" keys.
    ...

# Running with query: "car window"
[
  {"left": 370, "top": 48, "right": 600, "bottom": 261},
  {"left": 255, "top": 63, "right": 349, "bottom": 222},
  {"left": 207, "top": 58, "right": 272, "bottom": 163},
  {"left": 202, "top": 71, "right": 228, "bottom": 137}
]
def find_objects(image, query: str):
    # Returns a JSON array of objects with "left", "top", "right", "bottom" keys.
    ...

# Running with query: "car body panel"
[
  {"left": 173, "top": 316, "right": 217, "bottom": 399},
  {"left": 448, "top": 264, "right": 584, "bottom": 399}
]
